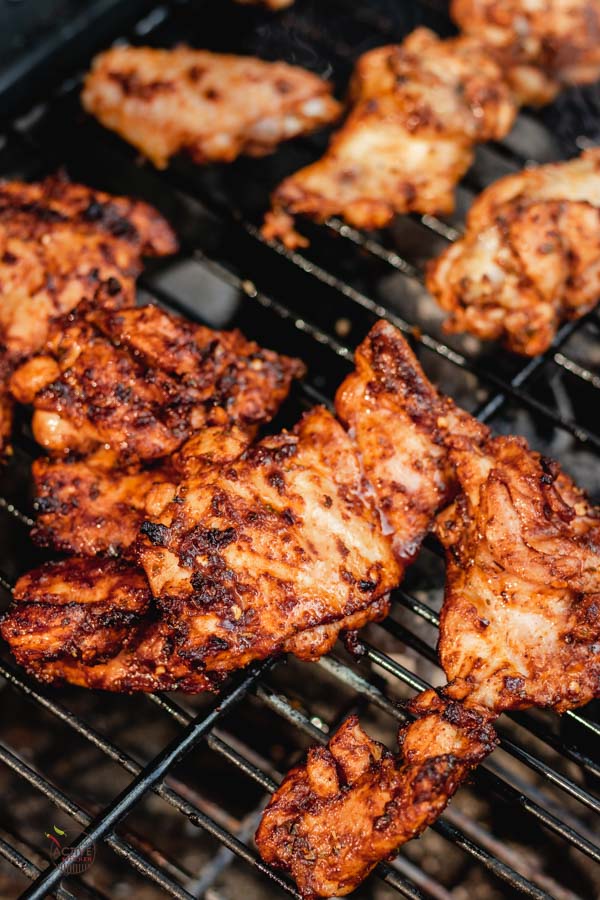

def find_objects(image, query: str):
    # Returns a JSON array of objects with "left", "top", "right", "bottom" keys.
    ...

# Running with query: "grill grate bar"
[
  {"left": 0, "top": 662, "right": 302, "bottom": 897},
  {"left": 0, "top": 742, "right": 197, "bottom": 900},
  {"left": 0, "top": 835, "right": 79, "bottom": 900},
  {"left": 0, "top": 659, "right": 304, "bottom": 900}
]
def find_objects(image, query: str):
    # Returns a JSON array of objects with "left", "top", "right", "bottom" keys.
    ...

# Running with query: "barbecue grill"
[{"left": 0, "top": 1, "right": 599, "bottom": 898}]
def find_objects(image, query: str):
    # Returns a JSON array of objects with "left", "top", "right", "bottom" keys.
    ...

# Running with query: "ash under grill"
[{"left": 0, "top": 1, "right": 599, "bottom": 898}]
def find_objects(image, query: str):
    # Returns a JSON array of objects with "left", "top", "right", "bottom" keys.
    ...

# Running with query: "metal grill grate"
[{"left": 0, "top": 2, "right": 599, "bottom": 898}]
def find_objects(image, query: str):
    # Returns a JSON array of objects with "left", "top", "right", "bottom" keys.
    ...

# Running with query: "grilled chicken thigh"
[
  {"left": 263, "top": 28, "right": 517, "bottom": 247},
  {"left": 436, "top": 434, "right": 600, "bottom": 714},
  {"left": 0, "top": 176, "right": 176, "bottom": 453},
  {"left": 2, "top": 406, "right": 400, "bottom": 690},
  {"left": 257, "top": 327, "right": 600, "bottom": 896},
  {"left": 257, "top": 691, "right": 497, "bottom": 898},
  {"left": 335, "top": 320, "right": 489, "bottom": 563},
  {"left": 452, "top": 0, "right": 600, "bottom": 105},
  {"left": 10, "top": 301, "right": 304, "bottom": 460},
  {"left": 82, "top": 46, "right": 341, "bottom": 169},
  {"left": 427, "top": 149, "right": 600, "bottom": 355}
]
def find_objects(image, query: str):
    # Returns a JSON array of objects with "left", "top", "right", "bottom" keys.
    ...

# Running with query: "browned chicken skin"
[
  {"left": 82, "top": 46, "right": 341, "bottom": 169},
  {"left": 2, "top": 406, "right": 400, "bottom": 690},
  {"left": 136, "top": 405, "right": 401, "bottom": 676},
  {"left": 0, "top": 176, "right": 176, "bottom": 361},
  {"left": 10, "top": 301, "right": 305, "bottom": 460},
  {"left": 452, "top": 0, "right": 600, "bottom": 106},
  {"left": 335, "top": 320, "right": 489, "bottom": 563},
  {"left": 256, "top": 691, "right": 497, "bottom": 898},
  {"left": 426, "top": 148, "right": 600, "bottom": 355},
  {"left": 262, "top": 28, "right": 517, "bottom": 247},
  {"left": 0, "top": 558, "right": 219, "bottom": 693},
  {"left": 0, "top": 176, "right": 177, "bottom": 454},
  {"left": 436, "top": 434, "right": 600, "bottom": 714}
]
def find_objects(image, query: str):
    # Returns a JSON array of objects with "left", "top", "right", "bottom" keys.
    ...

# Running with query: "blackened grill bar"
[{"left": 0, "top": 1, "right": 599, "bottom": 898}]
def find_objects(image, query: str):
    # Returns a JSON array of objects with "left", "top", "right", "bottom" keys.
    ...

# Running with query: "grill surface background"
[{"left": 0, "top": 1, "right": 599, "bottom": 898}]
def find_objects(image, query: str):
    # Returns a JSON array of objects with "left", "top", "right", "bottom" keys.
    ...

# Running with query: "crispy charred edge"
[
  {"left": 15, "top": 296, "right": 305, "bottom": 462},
  {"left": 0, "top": 559, "right": 221, "bottom": 694},
  {"left": 0, "top": 173, "right": 178, "bottom": 257},
  {"left": 347, "top": 320, "right": 488, "bottom": 441},
  {"left": 256, "top": 690, "right": 497, "bottom": 898},
  {"left": 29, "top": 455, "right": 170, "bottom": 559}
]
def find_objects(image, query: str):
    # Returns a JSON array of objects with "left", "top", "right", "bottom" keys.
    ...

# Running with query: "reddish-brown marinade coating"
[
  {"left": 262, "top": 28, "right": 517, "bottom": 247},
  {"left": 10, "top": 301, "right": 305, "bottom": 461}
]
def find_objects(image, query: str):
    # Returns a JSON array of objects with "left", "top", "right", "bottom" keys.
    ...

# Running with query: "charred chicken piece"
[
  {"left": 0, "top": 558, "right": 218, "bottom": 693},
  {"left": 2, "top": 407, "right": 399, "bottom": 691},
  {"left": 335, "top": 320, "right": 489, "bottom": 563},
  {"left": 1, "top": 558, "right": 388, "bottom": 693},
  {"left": 426, "top": 148, "right": 600, "bottom": 355},
  {"left": 10, "top": 302, "right": 305, "bottom": 460},
  {"left": 436, "top": 434, "right": 600, "bottom": 714},
  {"left": 82, "top": 46, "right": 341, "bottom": 169},
  {"left": 262, "top": 28, "right": 517, "bottom": 247},
  {"left": 30, "top": 426, "right": 252, "bottom": 558},
  {"left": 452, "top": 0, "right": 600, "bottom": 106},
  {"left": 256, "top": 690, "right": 497, "bottom": 898},
  {"left": 0, "top": 175, "right": 176, "bottom": 362},
  {"left": 136, "top": 405, "right": 401, "bottom": 679}
]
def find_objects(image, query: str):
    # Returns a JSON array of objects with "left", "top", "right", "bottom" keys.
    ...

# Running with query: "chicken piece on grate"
[
  {"left": 426, "top": 148, "right": 600, "bottom": 355},
  {"left": 82, "top": 46, "right": 341, "bottom": 169},
  {"left": 436, "top": 434, "right": 600, "bottom": 714},
  {"left": 2, "top": 406, "right": 399, "bottom": 691},
  {"left": 1, "top": 557, "right": 391, "bottom": 693},
  {"left": 257, "top": 325, "right": 600, "bottom": 897},
  {"left": 30, "top": 426, "right": 251, "bottom": 559},
  {"left": 256, "top": 690, "right": 497, "bottom": 898},
  {"left": 0, "top": 175, "right": 176, "bottom": 361},
  {"left": 135, "top": 405, "right": 401, "bottom": 679},
  {"left": 262, "top": 28, "right": 517, "bottom": 247},
  {"left": 335, "top": 319, "right": 489, "bottom": 564},
  {"left": 451, "top": 0, "right": 600, "bottom": 106},
  {"left": 10, "top": 301, "right": 305, "bottom": 461},
  {"left": 0, "top": 558, "right": 219, "bottom": 693},
  {"left": 0, "top": 175, "right": 177, "bottom": 454}
]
